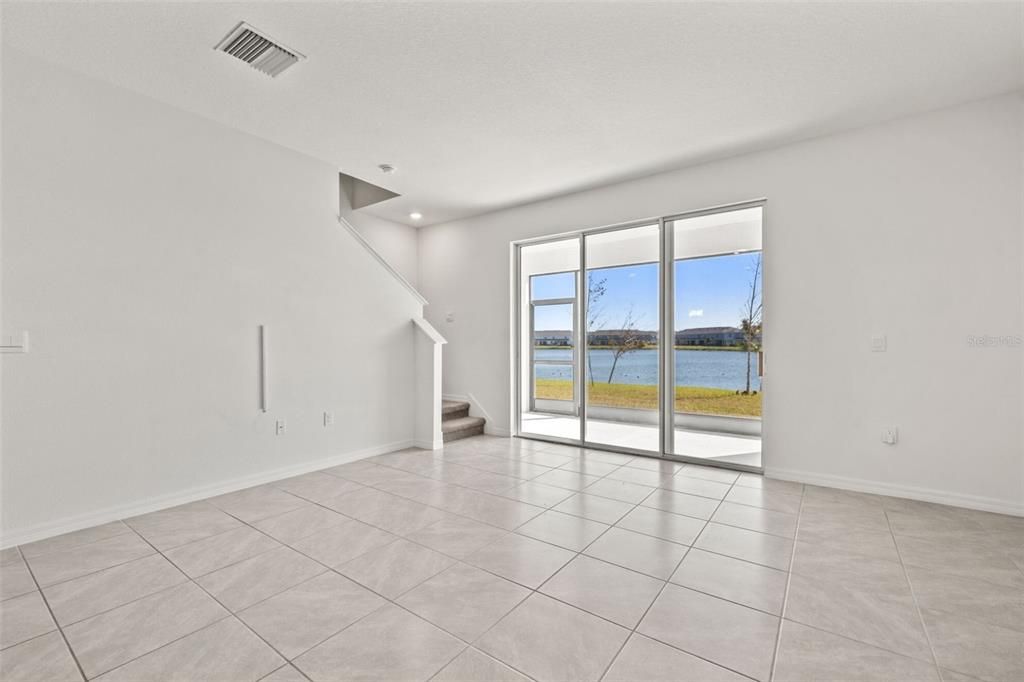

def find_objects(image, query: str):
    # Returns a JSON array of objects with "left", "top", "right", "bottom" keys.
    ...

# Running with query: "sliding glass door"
[
  {"left": 669, "top": 207, "right": 763, "bottom": 467},
  {"left": 583, "top": 224, "right": 661, "bottom": 453},
  {"left": 515, "top": 202, "right": 764, "bottom": 471}
]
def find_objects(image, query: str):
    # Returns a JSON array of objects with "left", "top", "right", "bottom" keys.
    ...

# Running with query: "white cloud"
[{"left": 688, "top": 309, "right": 703, "bottom": 317}]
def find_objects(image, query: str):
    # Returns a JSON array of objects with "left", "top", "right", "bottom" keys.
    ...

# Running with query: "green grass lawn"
[{"left": 535, "top": 378, "right": 761, "bottom": 418}]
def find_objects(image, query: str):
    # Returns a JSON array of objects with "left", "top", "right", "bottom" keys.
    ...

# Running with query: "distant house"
[
  {"left": 676, "top": 326, "right": 752, "bottom": 346},
  {"left": 587, "top": 329, "right": 658, "bottom": 346},
  {"left": 534, "top": 330, "right": 572, "bottom": 346}
]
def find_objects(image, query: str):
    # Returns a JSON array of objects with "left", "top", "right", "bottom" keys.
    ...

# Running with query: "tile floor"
[{"left": 1, "top": 435, "right": 1021, "bottom": 681}]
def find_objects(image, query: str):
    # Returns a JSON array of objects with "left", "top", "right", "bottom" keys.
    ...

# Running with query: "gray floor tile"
[
  {"left": 661, "top": 475, "right": 731, "bottom": 500},
  {"left": 785, "top": 572, "right": 932, "bottom": 661},
  {"left": 466, "top": 533, "right": 575, "bottom": 589},
  {"left": 641, "top": 488, "right": 721, "bottom": 519},
  {"left": 406, "top": 516, "right": 508, "bottom": 559},
  {"left": 671, "top": 548, "right": 787, "bottom": 615},
  {"left": 557, "top": 458, "right": 623, "bottom": 477},
  {"left": 712, "top": 501, "right": 798, "bottom": 538},
  {"left": 164, "top": 526, "right": 281, "bottom": 578},
  {"left": 0, "top": 631, "right": 83, "bottom": 681},
  {"left": 0, "top": 547, "right": 23, "bottom": 567},
  {"left": 922, "top": 608, "right": 1024, "bottom": 681},
  {"left": 638, "top": 584, "right": 778, "bottom": 681},
  {"left": 790, "top": 540, "right": 911, "bottom": 597},
  {"left": 615, "top": 505, "right": 706, "bottom": 545},
  {"left": 25, "top": 532, "right": 155, "bottom": 587},
  {"left": 94, "top": 617, "right": 283, "bottom": 681},
  {"left": 327, "top": 487, "right": 451, "bottom": 536},
  {"left": 694, "top": 522, "right": 793, "bottom": 570},
  {"left": 552, "top": 493, "right": 634, "bottom": 524},
  {"left": 290, "top": 519, "right": 397, "bottom": 568},
  {"left": 0, "top": 591, "right": 56, "bottom": 649},
  {"left": 125, "top": 501, "right": 243, "bottom": 551},
  {"left": 896, "top": 534, "right": 1024, "bottom": 589},
  {"left": 540, "top": 555, "right": 663, "bottom": 628},
  {"left": 294, "top": 603, "right": 462, "bottom": 681},
  {"left": 500, "top": 481, "right": 575, "bottom": 508},
  {"left": 583, "top": 478, "right": 656, "bottom": 504},
  {"left": 398, "top": 563, "right": 529, "bottom": 640},
  {"left": 677, "top": 464, "right": 740, "bottom": 485},
  {"left": 208, "top": 485, "right": 310, "bottom": 524},
  {"left": 603, "top": 466, "right": 672, "bottom": 488},
  {"left": 583, "top": 527, "right": 687, "bottom": 579},
  {"left": 196, "top": 546, "right": 326, "bottom": 612},
  {"left": 261, "top": 664, "right": 309, "bottom": 682},
  {"left": 734, "top": 474, "right": 803, "bottom": 494},
  {"left": 63, "top": 582, "right": 227, "bottom": 678},
  {"left": 515, "top": 510, "right": 608, "bottom": 551},
  {"left": 0, "top": 561, "right": 36, "bottom": 601},
  {"left": 774, "top": 619, "right": 940, "bottom": 681},
  {"left": 20, "top": 522, "right": 132, "bottom": 560},
  {"left": 43, "top": 554, "right": 187, "bottom": 626},
  {"left": 272, "top": 472, "right": 364, "bottom": 505},
  {"left": 477, "top": 593, "right": 629, "bottom": 682},
  {"left": 432, "top": 647, "right": 531, "bottom": 682},
  {"left": 796, "top": 524, "right": 900, "bottom": 562},
  {"left": 338, "top": 538, "right": 454, "bottom": 599},
  {"left": 906, "top": 565, "right": 1024, "bottom": 633},
  {"left": 604, "top": 633, "right": 747, "bottom": 681},
  {"left": 239, "top": 572, "right": 385, "bottom": 659},
  {"left": 724, "top": 485, "right": 803, "bottom": 514},
  {"left": 253, "top": 505, "right": 349, "bottom": 545}
]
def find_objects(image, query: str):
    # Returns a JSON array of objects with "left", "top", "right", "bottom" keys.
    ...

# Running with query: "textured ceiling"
[{"left": 4, "top": 1, "right": 1022, "bottom": 226}]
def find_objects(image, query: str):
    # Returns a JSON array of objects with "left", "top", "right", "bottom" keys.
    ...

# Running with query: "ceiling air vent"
[{"left": 215, "top": 22, "right": 305, "bottom": 78}]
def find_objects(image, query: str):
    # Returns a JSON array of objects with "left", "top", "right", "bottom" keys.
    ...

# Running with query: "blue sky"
[{"left": 532, "top": 252, "right": 761, "bottom": 332}]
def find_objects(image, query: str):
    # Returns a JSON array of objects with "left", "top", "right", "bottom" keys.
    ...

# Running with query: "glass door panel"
[
  {"left": 518, "top": 239, "right": 581, "bottom": 442},
  {"left": 669, "top": 207, "right": 763, "bottom": 467},
  {"left": 583, "top": 224, "right": 661, "bottom": 453}
]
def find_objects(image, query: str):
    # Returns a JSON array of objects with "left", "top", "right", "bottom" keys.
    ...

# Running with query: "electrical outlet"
[
  {"left": 275, "top": 419, "right": 286, "bottom": 435},
  {"left": 871, "top": 335, "right": 887, "bottom": 352},
  {"left": 323, "top": 411, "right": 334, "bottom": 427},
  {"left": 882, "top": 426, "right": 898, "bottom": 445}
]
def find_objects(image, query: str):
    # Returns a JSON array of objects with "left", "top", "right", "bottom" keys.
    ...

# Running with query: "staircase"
[{"left": 442, "top": 399, "right": 485, "bottom": 442}]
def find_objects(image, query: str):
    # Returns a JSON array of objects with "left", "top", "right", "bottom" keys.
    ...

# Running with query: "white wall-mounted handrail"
[{"left": 337, "top": 215, "right": 428, "bottom": 306}]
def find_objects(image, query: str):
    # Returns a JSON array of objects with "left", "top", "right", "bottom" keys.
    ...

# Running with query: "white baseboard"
[
  {"left": 414, "top": 438, "right": 444, "bottom": 450},
  {"left": 0, "top": 439, "right": 415, "bottom": 549},
  {"left": 765, "top": 466, "right": 1024, "bottom": 517},
  {"left": 484, "top": 426, "right": 512, "bottom": 437}
]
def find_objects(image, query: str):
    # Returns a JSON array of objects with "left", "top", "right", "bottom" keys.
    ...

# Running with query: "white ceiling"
[{"left": 4, "top": 2, "right": 1022, "bottom": 227}]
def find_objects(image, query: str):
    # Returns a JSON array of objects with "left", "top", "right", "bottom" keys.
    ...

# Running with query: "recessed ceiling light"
[
  {"left": 378, "top": 164, "right": 395, "bottom": 174},
  {"left": 409, "top": 212, "right": 423, "bottom": 221}
]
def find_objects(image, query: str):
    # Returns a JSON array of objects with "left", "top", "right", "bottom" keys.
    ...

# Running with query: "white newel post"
[{"left": 413, "top": 318, "right": 447, "bottom": 449}]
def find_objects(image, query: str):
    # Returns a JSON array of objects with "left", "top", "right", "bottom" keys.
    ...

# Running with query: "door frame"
[{"left": 512, "top": 198, "right": 767, "bottom": 473}]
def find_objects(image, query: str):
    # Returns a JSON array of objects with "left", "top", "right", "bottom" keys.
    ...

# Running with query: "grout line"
[
  {"left": 18, "top": 551, "right": 91, "bottom": 682},
  {"left": 767, "top": 477, "right": 805, "bottom": 681},
  {"left": 884, "top": 508, "right": 944, "bottom": 678}
]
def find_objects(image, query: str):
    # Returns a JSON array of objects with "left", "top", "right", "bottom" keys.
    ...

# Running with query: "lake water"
[{"left": 535, "top": 348, "right": 761, "bottom": 392}]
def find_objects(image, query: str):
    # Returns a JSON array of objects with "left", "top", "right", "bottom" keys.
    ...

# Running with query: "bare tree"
[
  {"left": 606, "top": 308, "right": 647, "bottom": 384},
  {"left": 740, "top": 255, "right": 763, "bottom": 394},
  {"left": 586, "top": 274, "right": 607, "bottom": 387}
]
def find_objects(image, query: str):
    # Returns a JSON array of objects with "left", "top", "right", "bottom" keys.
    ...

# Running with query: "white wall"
[
  {"left": 419, "top": 93, "right": 1024, "bottom": 514},
  {"left": 0, "top": 50, "right": 423, "bottom": 544},
  {"left": 342, "top": 206, "right": 420, "bottom": 288}
]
